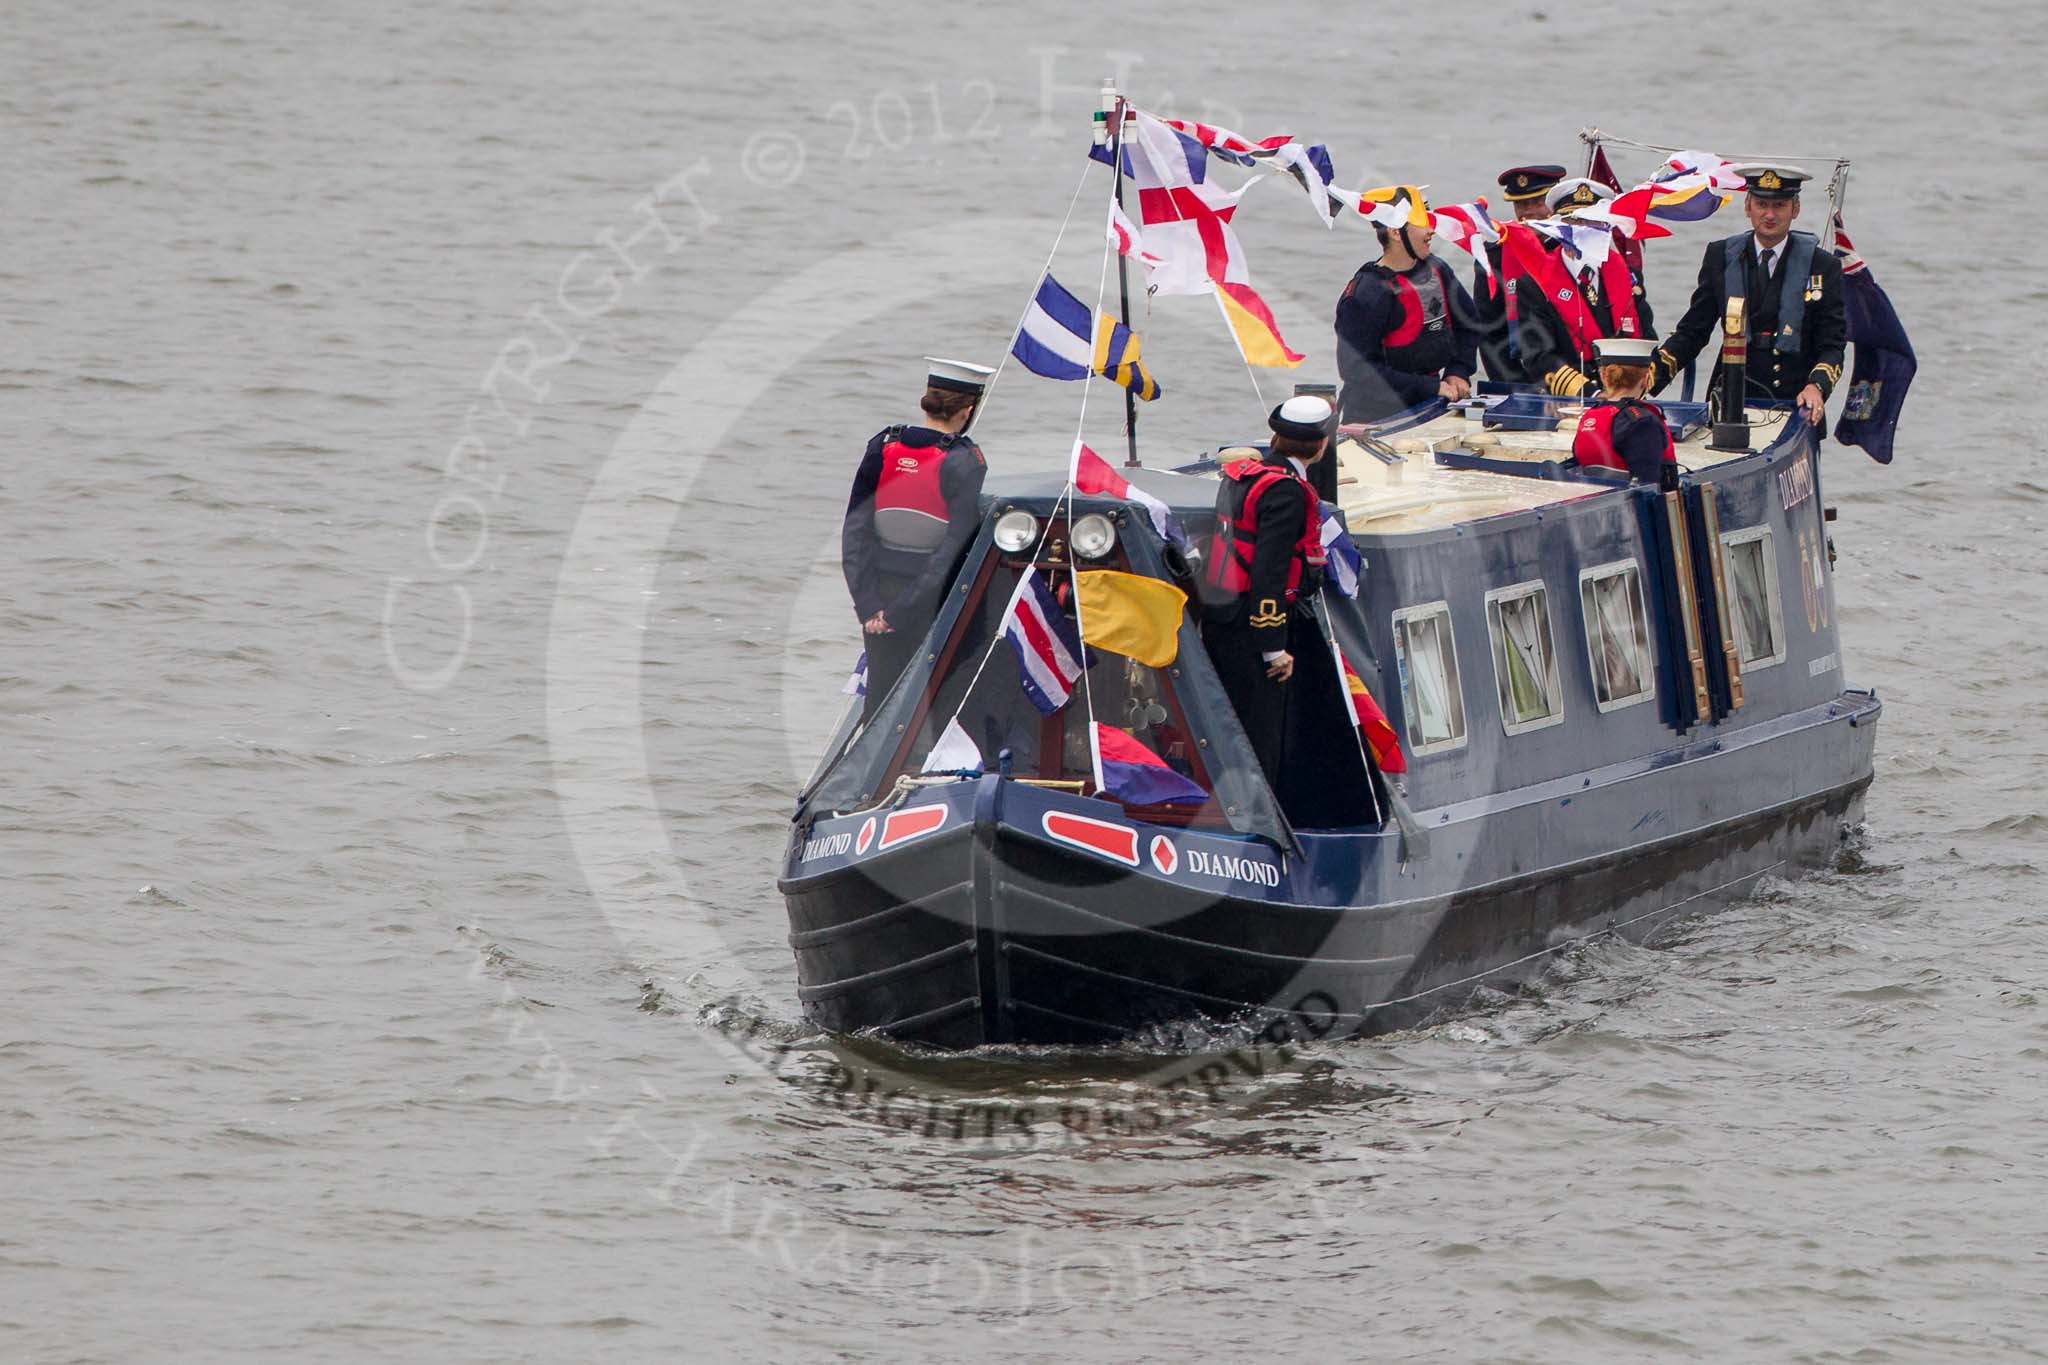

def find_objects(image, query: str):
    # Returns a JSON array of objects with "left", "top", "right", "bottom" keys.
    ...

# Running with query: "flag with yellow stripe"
[
  {"left": 1093, "top": 314, "right": 1161, "bottom": 400},
  {"left": 1074, "top": 570, "right": 1186, "bottom": 668}
]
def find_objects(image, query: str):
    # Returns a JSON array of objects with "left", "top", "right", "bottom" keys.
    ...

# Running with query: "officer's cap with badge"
[
  {"left": 1592, "top": 337, "right": 1658, "bottom": 368},
  {"left": 1269, "top": 394, "right": 1335, "bottom": 442},
  {"left": 1546, "top": 177, "right": 1616, "bottom": 213},
  {"left": 925, "top": 356, "right": 995, "bottom": 394},
  {"left": 1497, "top": 164, "right": 1568, "bottom": 203},
  {"left": 1731, "top": 163, "right": 1812, "bottom": 202}
]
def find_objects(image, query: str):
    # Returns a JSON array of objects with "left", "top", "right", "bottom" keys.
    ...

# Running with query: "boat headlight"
[
  {"left": 1070, "top": 513, "right": 1118, "bottom": 560},
  {"left": 993, "top": 510, "right": 1039, "bottom": 553}
]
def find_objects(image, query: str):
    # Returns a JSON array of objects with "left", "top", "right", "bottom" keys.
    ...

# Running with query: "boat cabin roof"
[
  {"left": 983, "top": 401, "right": 1803, "bottom": 538},
  {"left": 1319, "top": 402, "right": 1800, "bottom": 536}
]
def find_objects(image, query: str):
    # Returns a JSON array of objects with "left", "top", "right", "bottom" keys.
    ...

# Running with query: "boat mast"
[{"left": 1102, "top": 79, "right": 1141, "bottom": 469}]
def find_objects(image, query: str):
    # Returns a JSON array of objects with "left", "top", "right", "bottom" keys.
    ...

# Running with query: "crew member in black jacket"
[
  {"left": 1651, "top": 165, "right": 1846, "bottom": 431},
  {"left": 1334, "top": 190, "right": 1481, "bottom": 423},
  {"left": 841, "top": 357, "right": 991, "bottom": 719},
  {"left": 1200, "top": 397, "right": 1332, "bottom": 788},
  {"left": 1473, "top": 162, "right": 1568, "bottom": 383}
]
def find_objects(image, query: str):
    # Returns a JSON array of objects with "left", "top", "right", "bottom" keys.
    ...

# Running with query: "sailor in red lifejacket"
[
  {"left": 1572, "top": 337, "right": 1679, "bottom": 489},
  {"left": 1505, "top": 178, "right": 1656, "bottom": 400},
  {"left": 1334, "top": 187, "right": 1483, "bottom": 424},
  {"left": 1199, "top": 396, "right": 1333, "bottom": 789},
  {"left": 841, "top": 357, "right": 991, "bottom": 719}
]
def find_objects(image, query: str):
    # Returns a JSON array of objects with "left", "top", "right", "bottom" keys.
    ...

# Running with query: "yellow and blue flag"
[{"left": 1012, "top": 274, "right": 1162, "bottom": 400}]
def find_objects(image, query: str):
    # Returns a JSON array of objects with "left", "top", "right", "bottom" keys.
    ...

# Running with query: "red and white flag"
[
  {"left": 1001, "top": 569, "right": 1085, "bottom": 715},
  {"left": 1429, "top": 198, "right": 1500, "bottom": 293},
  {"left": 1106, "top": 202, "right": 1163, "bottom": 270},
  {"left": 1072, "top": 442, "right": 1188, "bottom": 548}
]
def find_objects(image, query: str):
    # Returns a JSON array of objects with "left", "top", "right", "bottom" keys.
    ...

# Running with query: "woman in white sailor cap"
[
  {"left": 1571, "top": 337, "right": 1678, "bottom": 487},
  {"left": 1198, "top": 395, "right": 1334, "bottom": 791},
  {"left": 840, "top": 357, "right": 992, "bottom": 719}
]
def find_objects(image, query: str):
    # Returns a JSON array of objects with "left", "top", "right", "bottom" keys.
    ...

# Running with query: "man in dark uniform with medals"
[
  {"left": 1473, "top": 163, "right": 1568, "bottom": 384},
  {"left": 1651, "top": 165, "right": 1847, "bottom": 430},
  {"left": 1199, "top": 396, "right": 1332, "bottom": 790},
  {"left": 1334, "top": 189, "right": 1482, "bottom": 423},
  {"left": 841, "top": 357, "right": 992, "bottom": 719},
  {"left": 1502, "top": 177, "right": 1657, "bottom": 399}
]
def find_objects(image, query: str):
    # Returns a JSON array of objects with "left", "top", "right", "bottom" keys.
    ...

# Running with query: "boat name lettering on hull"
[
  {"left": 1185, "top": 849, "right": 1281, "bottom": 887},
  {"left": 801, "top": 831, "right": 854, "bottom": 862},
  {"left": 1779, "top": 453, "right": 1815, "bottom": 512}
]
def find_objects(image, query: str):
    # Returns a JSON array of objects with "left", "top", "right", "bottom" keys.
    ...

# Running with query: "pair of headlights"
[{"left": 992, "top": 510, "right": 1118, "bottom": 561}]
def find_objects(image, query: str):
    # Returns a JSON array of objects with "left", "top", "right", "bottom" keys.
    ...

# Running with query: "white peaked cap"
[
  {"left": 1278, "top": 394, "right": 1333, "bottom": 424},
  {"left": 1546, "top": 177, "right": 1617, "bottom": 211},
  {"left": 1592, "top": 337, "right": 1658, "bottom": 365},
  {"left": 1269, "top": 394, "right": 1335, "bottom": 439},
  {"left": 924, "top": 356, "right": 995, "bottom": 393}
]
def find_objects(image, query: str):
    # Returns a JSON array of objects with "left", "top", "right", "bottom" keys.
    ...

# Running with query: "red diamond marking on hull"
[
  {"left": 1041, "top": 811, "right": 1140, "bottom": 868},
  {"left": 855, "top": 817, "right": 876, "bottom": 855},
  {"left": 878, "top": 804, "right": 946, "bottom": 850},
  {"left": 1149, "top": 835, "right": 1177, "bottom": 875}
]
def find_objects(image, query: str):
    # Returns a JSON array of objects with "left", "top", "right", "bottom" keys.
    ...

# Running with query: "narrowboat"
[{"left": 780, "top": 398, "right": 1880, "bottom": 1047}]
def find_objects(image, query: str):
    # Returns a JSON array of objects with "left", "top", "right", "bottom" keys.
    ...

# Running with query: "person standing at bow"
[
  {"left": 1572, "top": 337, "right": 1678, "bottom": 488},
  {"left": 841, "top": 358, "right": 992, "bottom": 719},
  {"left": 1651, "top": 165, "right": 1846, "bottom": 430},
  {"left": 1199, "top": 397, "right": 1333, "bottom": 790},
  {"left": 1334, "top": 189, "right": 1482, "bottom": 424}
]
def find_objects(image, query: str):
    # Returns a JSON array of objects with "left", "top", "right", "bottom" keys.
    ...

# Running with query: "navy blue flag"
[{"left": 1834, "top": 220, "right": 1916, "bottom": 464}]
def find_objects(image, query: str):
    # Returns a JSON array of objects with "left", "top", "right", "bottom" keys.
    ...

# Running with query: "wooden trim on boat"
[
  {"left": 1664, "top": 489, "right": 1713, "bottom": 721},
  {"left": 1697, "top": 481, "right": 1745, "bottom": 711}
]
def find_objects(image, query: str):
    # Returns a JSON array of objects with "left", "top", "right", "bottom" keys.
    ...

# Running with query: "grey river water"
[{"left": 6, "top": 1, "right": 2048, "bottom": 1360}]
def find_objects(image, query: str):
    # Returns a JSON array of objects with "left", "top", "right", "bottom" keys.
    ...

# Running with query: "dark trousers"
[
  {"left": 862, "top": 616, "right": 926, "bottom": 722},
  {"left": 1203, "top": 618, "right": 1290, "bottom": 792}
]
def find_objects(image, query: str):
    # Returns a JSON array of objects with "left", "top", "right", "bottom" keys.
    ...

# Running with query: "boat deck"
[{"left": 1209, "top": 405, "right": 1800, "bottom": 536}]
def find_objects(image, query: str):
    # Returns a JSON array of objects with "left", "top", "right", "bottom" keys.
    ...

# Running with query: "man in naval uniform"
[
  {"left": 841, "top": 358, "right": 991, "bottom": 720},
  {"left": 1651, "top": 165, "right": 1847, "bottom": 430},
  {"left": 1199, "top": 396, "right": 1332, "bottom": 791},
  {"left": 1508, "top": 177, "right": 1657, "bottom": 399},
  {"left": 1472, "top": 163, "right": 1568, "bottom": 384}
]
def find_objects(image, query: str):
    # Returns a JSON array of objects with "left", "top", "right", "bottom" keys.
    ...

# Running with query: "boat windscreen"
[{"left": 795, "top": 512, "right": 1308, "bottom": 851}]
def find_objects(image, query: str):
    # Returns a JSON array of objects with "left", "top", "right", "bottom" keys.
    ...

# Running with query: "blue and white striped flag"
[
  {"left": 1011, "top": 274, "right": 1160, "bottom": 400},
  {"left": 1001, "top": 569, "right": 1085, "bottom": 715},
  {"left": 1319, "top": 506, "right": 1364, "bottom": 598}
]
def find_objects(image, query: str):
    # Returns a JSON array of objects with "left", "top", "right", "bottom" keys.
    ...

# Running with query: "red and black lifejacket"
[
  {"left": 1501, "top": 224, "right": 1643, "bottom": 362},
  {"left": 872, "top": 429, "right": 957, "bottom": 551},
  {"left": 1358, "top": 258, "right": 1460, "bottom": 376},
  {"left": 1573, "top": 399, "right": 1674, "bottom": 472},
  {"left": 1203, "top": 456, "right": 1325, "bottom": 604}
]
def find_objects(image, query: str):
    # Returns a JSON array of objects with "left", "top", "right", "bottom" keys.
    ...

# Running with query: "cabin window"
[
  {"left": 1391, "top": 602, "right": 1466, "bottom": 755},
  {"left": 1485, "top": 582, "right": 1564, "bottom": 734},
  {"left": 1720, "top": 526, "right": 1786, "bottom": 669},
  {"left": 1578, "top": 561, "right": 1656, "bottom": 712}
]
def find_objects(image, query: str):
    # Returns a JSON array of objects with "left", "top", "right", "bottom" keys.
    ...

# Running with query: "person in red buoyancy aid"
[
  {"left": 1334, "top": 187, "right": 1482, "bottom": 424},
  {"left": 1504, "top": 178, "right": 1657, "bottom": 400},
  {"left": 1199, "top": 396, "right": 1333, "bottom": 789},
  {"left": 1572, "top": 337, "right": 1679, "bottom": 489},
  {"left": 842, "top": 357, "right": 991, "bottom": 719}
]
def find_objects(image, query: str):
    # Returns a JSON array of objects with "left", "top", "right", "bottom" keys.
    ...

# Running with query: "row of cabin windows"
[{"left": 1390, "top": 526, "right": 1788, "bottom": 756}]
